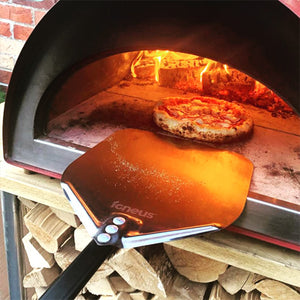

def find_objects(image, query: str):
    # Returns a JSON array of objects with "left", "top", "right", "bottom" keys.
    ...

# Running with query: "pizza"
[{"left": 153, "top": 96, "right": 253, "bottom": 143}]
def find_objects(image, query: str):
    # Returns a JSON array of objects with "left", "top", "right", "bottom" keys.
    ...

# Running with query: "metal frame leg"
[{"left": 1, "top": 191, "right": 26, "bottom": 300}]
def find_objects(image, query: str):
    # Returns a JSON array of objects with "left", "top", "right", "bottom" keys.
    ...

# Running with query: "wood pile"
[{"left": 20, "top": 199, "right": 300, "bottom": 300}]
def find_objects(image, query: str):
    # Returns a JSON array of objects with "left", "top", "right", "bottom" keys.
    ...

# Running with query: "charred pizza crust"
[{"left": 153, "top": 96, "right": 253, "bottom": 143}]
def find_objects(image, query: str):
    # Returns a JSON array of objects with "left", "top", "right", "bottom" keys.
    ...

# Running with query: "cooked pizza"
[{"left": 153, "top": 96, "right": 253, "bottom": 143}]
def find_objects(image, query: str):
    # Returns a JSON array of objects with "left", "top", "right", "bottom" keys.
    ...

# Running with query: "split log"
[
  {"left": 152, "top": 273, "right": 207, "bottom": 300},
  {"left": 74, "top": 224, "right": 92, "bottom": 251},
  {"left": 107, "top": 245, "right": 175, "bottom": 298},
  {"left": 218, "top": 266, "right": 250, "bottom": 294},
  {"left": 24, "top": 203, "right": 73, "bottom": 253},
  {"left": 208, "top": 282, "right": 236, "bottom": 300},
  {"left": 50, "top": 206, "right": 81, "bottom": 228},
  {"left": 18, "top": 197, "right": 36, "bottom": 209},
  {"left": 23, "top": 265, "right": 61, "bottom": 288},
  {"left": 134, "top": 60, "right": 155, "bottom": 80},
  {"left": 109, "top": 274, "right": 136, "bottom": 293},
  {"left": 164, "top": 244, "right": 228, "bottom": 283},
  {"left": 86, "top": 276, "right": 116, "bottom": 296},
  {"left": 240, "top": 290, "right": 261, "bottom": 300},
  {"left": 54, "top": 237, "right": 80, "bottom": 270},
  {"left": 115, "top": 292, "right": 132, "bottom": 300},
  {"left": 74, "top": 295, "right": 85, "bottom": 300},
  {"left": 129, "top": 291, "right": 149, "bottom": 300},
  {"left": 260, "top": 295, "right": 272, "bottom": 300},
  {"left": 34, "top": 287, "right": 47, "bottom": 298},
  {"left": 255, "top": 279, "right": 300, "bottom": 300},
  {"left": 159, "top": 58, "right": 205, "bottom": 89},
  {"left": 169, "top": 273, "right": 207, "bottom": 300},
  {"left": 99, "top": 293, "right": 131, "bottom": 300},
  {"left": 22, "top": 232, "right": 55, "bottom": 269},
  {"left": 242, "top": 273, "right": 265, "bottom": 292},
  {"left": 31, "top": 294, "right": 38, "bottom": 300}
]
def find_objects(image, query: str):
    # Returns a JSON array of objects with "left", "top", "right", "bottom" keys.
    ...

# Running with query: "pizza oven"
[{"left": 2, "top": 1, "right": 300, "bottom": 249}]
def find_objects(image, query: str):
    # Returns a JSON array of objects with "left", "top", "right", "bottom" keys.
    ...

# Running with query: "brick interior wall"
[{"left": 0, "top": 0, "right": 58, "bottom": 90}]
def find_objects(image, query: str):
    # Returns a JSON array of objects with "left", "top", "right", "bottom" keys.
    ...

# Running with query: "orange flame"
[
  {"left": 200, "top": 62, "right": 211, "bottom": 90},
  {"left": 154, "top": 56, "right": 162, "bottom": 82},
  {"left": 131, "top": 50, "right": 169, "bottom": 82},
  {"left": 131, "top": 51, "right": 144, "bottom": 78},
  {"left": 223, "top": 64, "right": 230, "bottom": 75}
]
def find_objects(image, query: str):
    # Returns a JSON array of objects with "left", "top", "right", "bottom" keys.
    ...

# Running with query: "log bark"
[
  {"left": 22, "top": 232, "right": 55, "bottom": 269},
  {"left": 164, "top": 244, "right": 228, "bottom": 283},
  {"left": 218, "top": 266, "right": 250, "bottom": 294},
  {"left": 24, "top": 203, "right": 73, "bottom": 253}
]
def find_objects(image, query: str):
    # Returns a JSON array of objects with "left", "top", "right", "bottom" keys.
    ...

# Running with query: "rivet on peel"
[{"left": 97, "top": 233, "right": 111, "bottom": 243}]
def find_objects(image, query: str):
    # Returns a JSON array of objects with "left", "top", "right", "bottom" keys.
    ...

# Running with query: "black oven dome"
[{"left": 3, "top": 0, "right": 299, "bottom": 176}]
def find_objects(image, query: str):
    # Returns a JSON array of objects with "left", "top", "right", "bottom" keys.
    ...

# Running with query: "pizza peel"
[{"left": 41, "top": 129, "right": 253, "bottom": 299}]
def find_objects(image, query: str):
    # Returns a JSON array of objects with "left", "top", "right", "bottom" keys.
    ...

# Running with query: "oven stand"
[{"left": 1, "top": 191, "right": 26, "bottom": 300}]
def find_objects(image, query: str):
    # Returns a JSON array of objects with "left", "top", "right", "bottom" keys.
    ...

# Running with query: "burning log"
[{"left": 159, "top": 58, "right": 207, "bottom": 89}]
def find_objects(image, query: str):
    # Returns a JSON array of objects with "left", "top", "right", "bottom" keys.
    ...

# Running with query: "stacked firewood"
[{"left": 20, "top": 199, "right": 300, "bottom": 300}]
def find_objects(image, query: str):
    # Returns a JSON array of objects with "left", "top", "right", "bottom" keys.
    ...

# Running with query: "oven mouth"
[
  {"left": 32, "top": 49, "right": 300, "bottom": 212},
  {"left": 35, "top": 49, "right": 297, "bottom": 150}
]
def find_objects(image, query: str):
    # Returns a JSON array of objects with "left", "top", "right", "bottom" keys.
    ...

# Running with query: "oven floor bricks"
[{"left": 0, "top": 0, "right": 57, "bottom": 88}]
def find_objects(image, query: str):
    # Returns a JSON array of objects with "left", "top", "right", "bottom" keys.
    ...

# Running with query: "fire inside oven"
[{"left": 36, "top": 50, "right": 300, "bottom": 209}]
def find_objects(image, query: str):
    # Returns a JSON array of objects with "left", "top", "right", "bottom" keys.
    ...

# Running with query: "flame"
[
  {"left": 254, "top": 80, "right": 267, "bottom": 93},
  {"left": 154, "top": 56, "right": 161, "bottom": 82},
  {"left": 200, "top": 62, "right": 211, "bottom": 90},
  {"left": 131, "top": 50, "right": 169, "bottom": 82},
  {"left": 131, "top": 51, "right": 144, "bottom": 78},
  {"left": 223, "top": 64, "right": 230, "bottom": 75}
]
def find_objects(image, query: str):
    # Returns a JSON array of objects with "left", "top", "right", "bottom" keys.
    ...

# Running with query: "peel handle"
[{"left": 40, "top": 240, "right": 116, "bottom": 300}]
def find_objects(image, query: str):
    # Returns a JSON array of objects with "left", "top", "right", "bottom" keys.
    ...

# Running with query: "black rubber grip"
[{"left": 39, "top": 240, "right": 117, "bottom": 300}]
